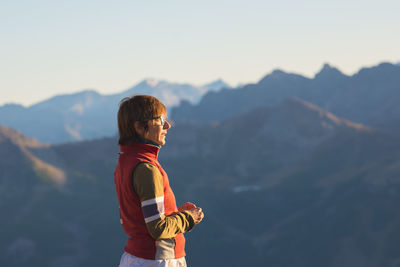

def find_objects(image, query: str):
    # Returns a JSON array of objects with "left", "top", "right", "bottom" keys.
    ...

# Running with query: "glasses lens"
[{"left": 143, "top": 116, "right": 168, "bottom": 126}]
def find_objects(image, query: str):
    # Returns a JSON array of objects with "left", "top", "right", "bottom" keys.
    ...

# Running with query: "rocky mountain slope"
[{"left": 2, "top": 98, "right": 400, "bottom": 267}]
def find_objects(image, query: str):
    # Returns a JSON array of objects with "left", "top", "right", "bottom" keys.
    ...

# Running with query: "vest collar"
[{"left": 120, "top": 142, "right": 160, "bottom": 159}]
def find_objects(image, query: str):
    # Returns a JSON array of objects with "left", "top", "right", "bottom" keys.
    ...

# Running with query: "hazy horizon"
[{"left": 2, "top": 61, "right": 399, "bottom": 108}]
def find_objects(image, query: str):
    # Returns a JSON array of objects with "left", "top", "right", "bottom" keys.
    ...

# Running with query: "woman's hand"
[
  {"left": 178, "top": 202, "right": 197, "bottom": 211},
  {"left": 186, "top": 207, "right": 204, "bottom": 224}
]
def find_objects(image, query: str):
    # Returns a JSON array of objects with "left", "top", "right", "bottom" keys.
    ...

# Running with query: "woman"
[{"left": 114, "top": 95, "right": 204, "bottom": 267}]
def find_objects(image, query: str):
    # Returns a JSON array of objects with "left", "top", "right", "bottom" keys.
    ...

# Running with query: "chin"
[{"left": 159, "top": 136, "right": 166, "bottom": 145}]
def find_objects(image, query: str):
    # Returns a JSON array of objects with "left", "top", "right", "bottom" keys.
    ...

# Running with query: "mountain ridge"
[
  {"left": 0, "top": 78, "right": 231, "bottom": 143},
  {"left": 172, "top": 62, "right": 400, "bottom": 133}
]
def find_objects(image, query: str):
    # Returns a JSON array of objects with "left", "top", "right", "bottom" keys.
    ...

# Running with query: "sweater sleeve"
[{"left": 132, "top": 162, "right": 195, "bottom": 240}]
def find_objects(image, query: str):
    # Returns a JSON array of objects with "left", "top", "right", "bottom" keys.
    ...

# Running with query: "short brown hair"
[{"left": 117, "top": 95, "right": 166, "bottom": 145}]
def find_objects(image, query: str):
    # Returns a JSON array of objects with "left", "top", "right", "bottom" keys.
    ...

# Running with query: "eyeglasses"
[{"left": 143, "top": 115, "right": 168, "bottom": 127}]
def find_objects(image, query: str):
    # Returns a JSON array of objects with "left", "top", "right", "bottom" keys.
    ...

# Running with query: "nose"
[{"left": 163, "top": 120, "right": 171, "bottom": 130}]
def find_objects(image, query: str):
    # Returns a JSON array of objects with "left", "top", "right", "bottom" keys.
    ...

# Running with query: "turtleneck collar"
[{"left": 137, "top": 136, "right": 162, "bottom": 149}]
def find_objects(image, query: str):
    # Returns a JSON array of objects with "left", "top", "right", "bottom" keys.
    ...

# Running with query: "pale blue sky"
[{"left": 1, "top": 0, "right": 399, "bottom": 106}]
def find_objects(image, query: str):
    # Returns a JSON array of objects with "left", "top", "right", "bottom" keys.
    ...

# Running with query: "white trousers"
[{"left": 119, "top": 252, "right": 187, "bottom": 267}]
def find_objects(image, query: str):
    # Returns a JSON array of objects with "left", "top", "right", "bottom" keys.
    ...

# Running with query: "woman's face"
[{"left": 143, "top": 114, "right": 171, "bottom": 146}]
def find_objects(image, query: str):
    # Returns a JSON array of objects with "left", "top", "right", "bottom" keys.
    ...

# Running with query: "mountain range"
[
  {"left": 2, "top": 95, "right": 400, "bottom": 267},
  {"left": 0, "top": 78, "right": 231, "bottom": 143},
  {"left": 2, "top": 62, "right": 399, "bottom": 144},
  {"left": 172, "top": 62, "right": 400, "bottom": 132}
]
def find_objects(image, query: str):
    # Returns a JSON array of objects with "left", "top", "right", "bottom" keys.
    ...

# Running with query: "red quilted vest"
[{"left": 114, "top": 142, "right": 186, "bottom": 260}]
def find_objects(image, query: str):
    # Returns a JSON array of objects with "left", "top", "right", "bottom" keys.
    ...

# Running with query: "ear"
[{"left": 134, "top": 121, "right": 145, "bottom": 137}]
